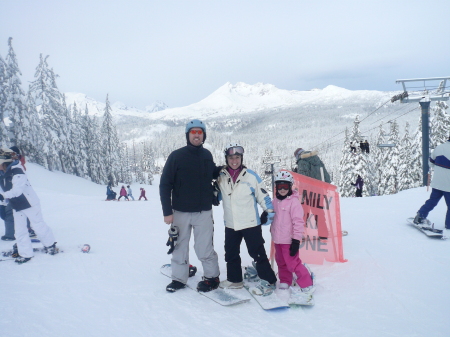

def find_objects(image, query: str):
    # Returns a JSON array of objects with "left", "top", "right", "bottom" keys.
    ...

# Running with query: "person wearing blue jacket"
[{"left": 414, "top": 137, "right": 450, "bottom": 231}]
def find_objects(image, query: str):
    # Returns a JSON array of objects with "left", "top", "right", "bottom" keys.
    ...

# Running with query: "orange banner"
[{"left": 271, "top": 171, "right": 347, "bottom": 265}]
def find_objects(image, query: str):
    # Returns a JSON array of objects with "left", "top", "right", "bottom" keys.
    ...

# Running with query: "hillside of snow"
[{"left": 1, "top": 164, "right": 449, "bottom": 337}]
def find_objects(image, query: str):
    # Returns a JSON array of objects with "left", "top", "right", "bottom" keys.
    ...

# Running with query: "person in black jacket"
[{"left": 160, "top": 119, "right": 222, "bottom": 293}]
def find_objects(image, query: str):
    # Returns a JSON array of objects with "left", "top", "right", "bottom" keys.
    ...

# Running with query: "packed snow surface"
[{"left": 1, "top": 164, "right": 449, "bottom": 337}]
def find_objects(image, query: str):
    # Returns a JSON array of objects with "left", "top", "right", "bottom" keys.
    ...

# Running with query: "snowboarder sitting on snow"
[
  {"left": 216, "top": 143, "right": 278, "bottom": 296},
  {"left": 351, "top": 175, "right": 364, "bottom": 197},
  {"left": 294, "top": 148, "right": 331, "bottom": 183},
  {"left": 117, "top": 186, "right": 129, "bottom": 201},
  {"left": 106, "top": 184, "right": 116, "bottom": 201},
  {"left": 271, "top": 171, "right": 314, "bottom": 296},
  {"left": 138, "top": 187, "right": 147, "bottom": 201},
  {"left": 160, "top": 119, "right": 222, "bottom": 293},
  {"left": 414, "top": 137, "right": 450, "bottom": 232},
  {"left": 0, "top": 147, "right": 58, "bottom": 264}
]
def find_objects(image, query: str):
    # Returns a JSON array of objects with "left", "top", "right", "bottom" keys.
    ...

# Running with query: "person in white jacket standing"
[
  {"left": 414, "top": 138, "right": 450, "bottom": 231},
  {"left": 217, "top": 143, "right": 277, "bottom": 295},
  {"left": 0, "top": 148, "right": 58, "bottom": 264}
]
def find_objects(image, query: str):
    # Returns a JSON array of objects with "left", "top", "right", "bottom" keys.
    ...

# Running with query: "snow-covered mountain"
[
  {"left": 64, "top": 92, "right": 168, "bottom": 119},
  {"left": 146, "top": 82, "right": 395, "bottom": 121}
]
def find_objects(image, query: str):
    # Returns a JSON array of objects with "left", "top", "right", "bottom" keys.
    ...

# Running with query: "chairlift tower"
[
  {"left": 394, "top": 77, "right": 450, "bottom": 186},
  {"left": 262, "top": 155, "right": 281, "bottom": 192}
]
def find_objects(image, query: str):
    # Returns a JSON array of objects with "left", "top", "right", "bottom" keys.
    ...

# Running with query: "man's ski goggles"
[
  {"left": 225, "top": 146, "right": 244, "bottom": 156},
  {"left": 189, "top": 129, "right": 203, "bottom": 135},
  {"left": 276, "top": 183, "right": 291, "bottom": 190}
]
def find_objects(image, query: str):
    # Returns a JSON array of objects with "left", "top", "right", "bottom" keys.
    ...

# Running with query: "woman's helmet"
[
  {"left": 0, "top": 148, "right": 14, "bottom": 165},
  {"left": 275, "top": 171, "right": 294, "bottom": 184},
  {"left": 224, "top": 143, "right": 244, "bottom": 156}
]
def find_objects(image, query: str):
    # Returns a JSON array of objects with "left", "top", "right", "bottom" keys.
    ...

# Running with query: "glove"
[
  {"left": 260, "top": 211, "right": 268, "bottom": 225},
  {"left": 212, "top": 181, "right": 220, "bottom": 206},
  {"left": 0, "top": 194, "right": 4, "bottom": 202},
  {"left": 290, "top": 239, "right": 300, "bottom": 256},
  {"left": 166, "top": 226, "right": 179, "bottom": 254}
]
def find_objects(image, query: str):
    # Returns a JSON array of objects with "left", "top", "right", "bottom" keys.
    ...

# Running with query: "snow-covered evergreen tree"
[
  {"left": 411, "top": 114, "right": 423, "bottom": 187},
  {"left": 338, "top": 128, "right": 355, "bottom": 197},
  {"left": 398, "top": 122, "right": 415, "bottom": 191},
  {"left": 0, "top": 53, "right": 10, "bottom": 147},
  {"left": 29, "top": 54, "right": 66, "bottom": 171},
  {"left": 5, "top": 37, "right": 28, "bottom": 149},
  {"left": 430, "top": 101, "right": 449, "bottom": 149},
  {"left": 101, "top": 94, "right": 120, "bottom": 186},
  {"left": 379, "top": 121, "right": 400, "bottom": 195}
]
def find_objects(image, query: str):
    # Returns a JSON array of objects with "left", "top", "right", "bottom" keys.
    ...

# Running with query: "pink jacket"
[
  {"left": 120, "top": 188, "right": 127, "bottom": 196},
  {"left": 270, "top": 190, "right": 305, "bottom": 244}
]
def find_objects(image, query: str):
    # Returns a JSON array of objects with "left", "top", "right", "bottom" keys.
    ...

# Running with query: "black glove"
[
  {"left": 166, "top": 226, "right": 179, "bottom": 254},
  {"left": 0, "top": 194, "right": 4, "bottom": 202},
  {"left": 290, "top": 239, "right": 300, "bottom": 256},
  {"left": 260, "top": 211, "right": 268, "bottom": 225},
  {"left": 212, "top": 181, "right": 220, "bottom": 206}
]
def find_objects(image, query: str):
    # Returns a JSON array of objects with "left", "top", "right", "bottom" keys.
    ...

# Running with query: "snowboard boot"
[
  {"left": 15, "top": 256, "right": 32, "bottom": 264},
  {"left": 197, "top": 276, "right": 220, "bottom": 292},
  {"left": 413, "top": 213, "right": 426, "bottom": 224},
  {"left": 252, "top": 279, "right": 276, "bottom": 297},
  {"left": 28, "top": 229, "right": 37, "bottom": 238},
  {"left": 219, "top": 279, "right": 244, "bottom": 289},
  {"left": 1, "top": 235, "right": 15, "bottom": 241},
  {"left": 44, "top": 242, "right": 59, "bottom": 255},
  {"left": 166, "top": 280, "right": 186, "bottom": 292},
  {"left": 189, "top": 265, "right": 197, "bottom": 277},
  {"left": 244, "top": 261, "right": 260, "bottom": 282}
]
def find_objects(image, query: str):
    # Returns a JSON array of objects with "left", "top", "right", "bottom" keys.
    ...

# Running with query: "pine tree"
[
  {"left": 5, "top": 37, "right": 29, "bottom": 150},
  {"left": 338, "top": 128, "right": 354, "bottom": 197},
  {"left": 29, "top": 54, "right": 66, "bottom": 171},
  {"left": 379, "top": 121, "right": 400, "bottom": 195},
  {"left": 101, "top": 94, "right": 120, "bottom": 186},
  {"left": 0, "top": 53, "right": 9, "bottom": 147},
  {"left": 411, "top": 114, "right": 423, "bottom": 187},
  {"left": 398, "top": 122, "right": 415, "bottom": 191},
  {"left": 25, "top": 89, "right": 47, "bottom": 166},
  {"left": 430, "top": 101, "right": 449, "bottom": 149}
]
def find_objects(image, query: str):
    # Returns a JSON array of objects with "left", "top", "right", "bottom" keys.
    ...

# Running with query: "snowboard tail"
[
  {"left": 406, "top": 217, "right": 447, "bottom": 239},
  {"left": 160, "top": 264, "right": 250, "bottom": 306}
]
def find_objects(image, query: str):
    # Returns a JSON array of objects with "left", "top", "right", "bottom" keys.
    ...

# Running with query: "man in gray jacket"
[{"left": 414, "top": 138, "right": 450, "bottom": 231}]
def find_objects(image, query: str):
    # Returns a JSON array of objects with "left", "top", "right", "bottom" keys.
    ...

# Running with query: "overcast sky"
[{"left": 1, "top": 0, "right": 449, "bottom": 109}]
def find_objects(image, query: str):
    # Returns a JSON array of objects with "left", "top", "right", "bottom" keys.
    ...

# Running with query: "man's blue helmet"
[{"left": 185, "top": 119, "right": 206, "bottom": 133}]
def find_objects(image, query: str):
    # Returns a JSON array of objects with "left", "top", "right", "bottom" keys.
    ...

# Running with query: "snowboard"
[
  {"left": 160, "top": 264, "right": 250, "bottom": 306},
  {"left": 406, "top": 217, "right": 447, "bottom": 239}
]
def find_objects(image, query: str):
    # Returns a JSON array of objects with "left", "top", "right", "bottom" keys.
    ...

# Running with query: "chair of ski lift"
[{"left": 377, "top": 143, "right": 396, "bottom": 148}]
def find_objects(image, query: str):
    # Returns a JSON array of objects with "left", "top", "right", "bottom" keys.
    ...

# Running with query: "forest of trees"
[
  {"left": 338, "top": 102, "right": 449, "bottom": 197},
  {"left": 0, "top": 38, "right": 155, "bottom": 186}
]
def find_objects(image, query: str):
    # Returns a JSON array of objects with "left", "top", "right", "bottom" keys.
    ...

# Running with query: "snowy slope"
[{"left": 1, "top": 164, "right": 449, "bottom": 337}]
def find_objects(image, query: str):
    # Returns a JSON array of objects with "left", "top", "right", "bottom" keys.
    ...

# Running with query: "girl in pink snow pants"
[{"left": 271, "top": 171, "right": 313, "bottom": 290}]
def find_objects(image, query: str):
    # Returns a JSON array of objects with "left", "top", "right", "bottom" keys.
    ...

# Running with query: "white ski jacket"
[
  {"left": 430, "top": 140, "right": 450, "bottom": 192},
  {"left": 217, "top": 167, "right": 273, "bottom": 231}
]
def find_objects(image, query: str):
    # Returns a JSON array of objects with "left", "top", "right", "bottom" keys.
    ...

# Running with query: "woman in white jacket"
[
  {"left": 0, "top": 148, "right": 58, "bottom": 263},
  {"left": 217, "top": 144, "right": 277, "bottom": 295}
]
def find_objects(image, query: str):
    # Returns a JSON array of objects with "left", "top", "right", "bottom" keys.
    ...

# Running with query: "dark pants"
[
  {"left": 355, "top": 189, "right": 362, "bottom": 197},
  {"left": 418, "top": 188, "right": 450, "bottom": 229},
  {"left": 224, "top": 226, "right": 277, "bottom": 284}
]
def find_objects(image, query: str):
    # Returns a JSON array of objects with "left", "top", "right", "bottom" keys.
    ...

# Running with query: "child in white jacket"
[{"left": 271, "top": 171, "right": 314, "bottom": 293}]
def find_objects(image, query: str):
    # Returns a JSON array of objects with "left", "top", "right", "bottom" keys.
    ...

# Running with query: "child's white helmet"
[{"left": 275, "top": 171, "right": 294, "bottom": 184}]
